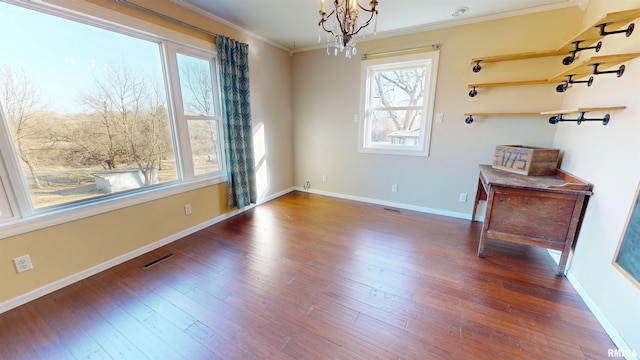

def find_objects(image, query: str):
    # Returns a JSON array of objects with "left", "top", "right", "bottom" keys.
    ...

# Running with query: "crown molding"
[{"left": 170, "top": 0, "right": 289, "bottom": 52}]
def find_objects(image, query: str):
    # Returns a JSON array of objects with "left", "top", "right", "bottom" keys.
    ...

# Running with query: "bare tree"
[
  {"left": 0, "top": 65, "right": 49, "bottom": 188},
  {"left": 77, "top": 65, "right": 170, "bottom": 185},
  {"left": 180, "top": 61, "right": 215, "bottom": 116},
  {"left": 179, "top": 60, "right": 219, "bottom": 168},
  {"left": 372, "top": 68, "right": 425, "bottom": 141},
  {"left": 77, "top": 91, "right": 123, "bottom": 170}
]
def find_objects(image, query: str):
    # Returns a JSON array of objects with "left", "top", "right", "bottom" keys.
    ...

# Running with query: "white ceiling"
[{"left": 173, "top": 0, "right": 585, "bottom": 52}]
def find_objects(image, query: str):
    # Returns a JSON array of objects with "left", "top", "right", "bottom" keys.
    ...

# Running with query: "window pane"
[
  {"left": 0, "top": 3, "right": 178, "bottom": 209},
  {"left": 371, "top": 67, "right": 426, "bottom": 108},
  {"left": 177, "top": 54, "right": 216, "bottom": 116},
  {"left": 175, "top": 52, "right": 221, "bottom": 177},
  {"left": 188, "top": 120, "right": 221, "bottom": 175},
  {"left": 369, "top": 109, "right": 422, "bottom": 146}
]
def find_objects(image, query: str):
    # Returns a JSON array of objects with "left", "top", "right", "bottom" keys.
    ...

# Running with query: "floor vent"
[
  {"left": 142, "top": 253, "right": 174, "bottom": 269},
  {"left": 383, "top": 207, "right": 401, "bottom": 213}
]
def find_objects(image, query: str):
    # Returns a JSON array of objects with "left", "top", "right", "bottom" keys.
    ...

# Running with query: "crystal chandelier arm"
[
  {"left": 319, "top": 3, "right": 350, "bottom": 39},
  {"left": 357, "top": 0, "right": 378, "bottom": 12},
  {"left": 318, "top": 8, "right": 338, "bottom": 36},
  {"left": 351, "top": 1, "right": 378, "bottom": 36}
]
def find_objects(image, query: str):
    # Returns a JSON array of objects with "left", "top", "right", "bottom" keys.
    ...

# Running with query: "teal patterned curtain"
[{"left": 217, "top": 35, "right": 256, "bottom": 209}]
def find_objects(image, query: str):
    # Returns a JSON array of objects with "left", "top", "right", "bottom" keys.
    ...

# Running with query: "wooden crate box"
[{"left": 492, "top": 145, "right": 560, "bottom": 176}]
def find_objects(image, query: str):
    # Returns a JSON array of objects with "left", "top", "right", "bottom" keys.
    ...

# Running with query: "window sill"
[
  {"left": 358, "top": 147, "right": 430, "bottom": 157},
  {"left": 0, "top": 175, "right": 227, "bottom": 240}
]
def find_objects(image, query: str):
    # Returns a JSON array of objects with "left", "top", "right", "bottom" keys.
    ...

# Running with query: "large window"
[
  {"left": 0, "top": 1, "right": 224, "bottom": 227},
  {"left": 359, "top": 51, "right": 439, "bottom": 157}
]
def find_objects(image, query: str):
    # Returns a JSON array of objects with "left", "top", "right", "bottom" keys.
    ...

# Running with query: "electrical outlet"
[
  {"left": 391, "top": 184, "right": 398, "bottom": 192},
  {"left": 13, "top": 255, "right": 33, "bottom": 273},
  {"left": 184, "top": 204, "right": 192, "bottom": 215},
  {"left": 459, "top": 193, "right": 467, "bottom": 202},
  {"left": 304, "top": 179, "right": 311, "bottom": 191},
  {"left": 322, "top": 175, "right": 327, "bottom": 182}
]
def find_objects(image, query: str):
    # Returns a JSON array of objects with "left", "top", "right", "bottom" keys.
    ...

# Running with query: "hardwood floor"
[{"left": 0, "top": 191, "right": 616, "bottom": 359}]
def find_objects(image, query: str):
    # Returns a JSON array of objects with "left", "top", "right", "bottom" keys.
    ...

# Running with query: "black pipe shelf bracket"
[
  {"left": 598, "top": 21, "right": 635, "bottom": 37},
  {"left": 465, "top": 115, "right": 474, "bottom": 124},
  {"left": 591, "top": 62, "right": 626, "bottom": 77},
  {"left": 563, "top": 40, "right": 602, "bottom": 65},
  {"left": 472, "top": 60, "right": 482, "bottom": 73},
  {"left": 556, "top": 74, "right": 594, "bottom": 93},
  {"left": 548, "top": 112, "right": 611, "bottom": 126},
  {"left": 542, "top": 106, "right": 626, "bottom": 126}
]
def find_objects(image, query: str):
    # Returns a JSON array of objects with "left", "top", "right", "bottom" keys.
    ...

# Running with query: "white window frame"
[
  {"left": 165, "top": 43, "right": 226, "bottom": 180},
  {"left": 0, "top": 0, "right": 227, "bottom": 237},
  {"left": 358, "top": 51, "right": 439, "bottom": 157},
  {"left": 0, "top": 156, "right": 17, "bottom": 223}
]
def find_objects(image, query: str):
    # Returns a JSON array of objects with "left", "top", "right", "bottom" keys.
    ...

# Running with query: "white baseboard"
[
  {"left": 258, "top": 187, "right": 295, "bottom": 205},
  {"left": 546, "top": 249, "right": 635, "bottom": 358},
  {"left": 567, "top": 271, "right": 636, "bottom": 359},
  {"left": 293, "top": 187, "right": 472, "bottom": 220},
  {"left": 0, "top": 187, "right": 295, "bottom": 315}
]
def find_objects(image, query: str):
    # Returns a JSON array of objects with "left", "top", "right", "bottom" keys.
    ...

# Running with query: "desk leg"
[
  {"left": 556, "top": 195, "right": 587, "bottom": 276},
  {"left": 472, "top": 176, "right": 486, "bottom": 222},
  {"left": 477, "top": 187, "right": 495, "bottom": 258},
  {"left": 557, "top": 245, "right": 573, "bottom": 276}
]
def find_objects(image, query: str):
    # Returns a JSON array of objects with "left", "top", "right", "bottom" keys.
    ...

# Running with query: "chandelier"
[{"left": 319, "top": 0, "right": 379, "bottom": 58}]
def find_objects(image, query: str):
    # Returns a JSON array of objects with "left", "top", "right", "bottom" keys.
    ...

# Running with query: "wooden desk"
[{"left": 472, "top": 165, "right": 593, "bottom": 276}]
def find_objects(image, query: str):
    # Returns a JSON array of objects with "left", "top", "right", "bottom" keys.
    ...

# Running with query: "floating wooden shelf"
[
  {"left": 470, "top": 50, "right": 566, "bottom": 65},
  {"left": 550, "top": 53, "right": 640, "bottom": 80},
  {"left": 550, "top": 53, "right": 640, "bottom": 92},
  {"left": 468, "top": 80, "right": 549, "bottom": 88},
  {"left": 463, "top": 112, "right": 543, "bottom": 124},
  {"left": 465, "top": 107, "right": 626, "bottom": 125},
  {"left": 464, "top": 112, "right": 541, "bottom": 116},
  {"left": 470, "top": 8, "right": 640, "bottom": 72},
  {"left": 468, "top": 53, "right": 640, "bottom": 96},
  {"left": 540, "top": 106, "right": 627, "bottom": 115},
  {"left": 467, "top": 80, "right": 550, "bottom": 96}
]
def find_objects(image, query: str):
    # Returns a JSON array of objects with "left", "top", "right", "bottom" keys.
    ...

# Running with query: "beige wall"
[
  {"left": 0, "top": 0, "right": 294, "bottom": 304},
  {"left": 552, "top": 0, "right": 640, "bottom": 351},
  {"left": 292, "top": 7, "right": 583, "bottom": 216},
  {"left": 1, "top": 184, "right": 227, "bottom": 302}
]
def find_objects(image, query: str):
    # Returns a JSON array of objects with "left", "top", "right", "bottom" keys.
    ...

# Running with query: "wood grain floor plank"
[
  {"left": 0, "top": 192, "right": 618, "bottom": 360},
  {"left": 30, "top": 291, "right": 111, "bottom": 359}
]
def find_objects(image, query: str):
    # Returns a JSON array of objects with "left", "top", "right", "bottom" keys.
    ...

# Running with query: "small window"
[
  {"left": 175, "top": 52, "right": 223, "bottom": 177},
  {"left": 359, "top": 51, "right": 439, "bottom": 157}
]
